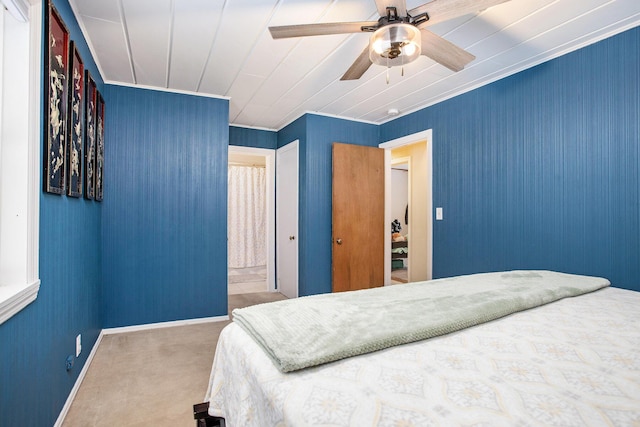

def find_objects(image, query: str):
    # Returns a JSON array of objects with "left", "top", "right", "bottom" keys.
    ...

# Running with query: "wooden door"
[{"left": 332, "top": 143, "right": 385, "bottom": 292}]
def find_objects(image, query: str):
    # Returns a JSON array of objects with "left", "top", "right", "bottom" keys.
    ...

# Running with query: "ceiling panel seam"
[
  {"left": 118, "top": 0, "right": 137, "bottom": 83},
  {"left": 195, "top": 0, "right": 228, "bottom": 92},
  {"left": 452, "top": 0, "right": 624, "bottom": 78},
  {"left": 66, "top": 0, "right": 106, "bottom": 81},
  {"left": 165, "top": 0, "right": 175, "bottom": 88},
  {"left": 105, "top": 80, "right": 230, "bottom": 100},
  {"left": 224, "top": 0, "right": 283, "bottom": 93}
]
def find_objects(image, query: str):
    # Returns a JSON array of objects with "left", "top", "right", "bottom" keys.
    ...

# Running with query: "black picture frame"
[
  {"left": 84, "top": 70, "right": 97, "bottom": 200},
  {"left": 67, "top": 41, "right": 84, "bottom": 197},
  {"left": 95, "top": 92, "right": 105, "bottom": 202},
  {"left": 44, "top": 0, "right": 70, "bottom": 194}
]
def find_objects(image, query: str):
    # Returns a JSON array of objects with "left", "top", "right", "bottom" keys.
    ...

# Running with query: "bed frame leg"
[{"left": 193, "top": 402, "right": 226, "bottom": 427}]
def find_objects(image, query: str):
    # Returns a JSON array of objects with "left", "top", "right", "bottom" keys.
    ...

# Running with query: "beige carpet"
[{"left": 62, "top": 292, "right": 287, "bottom": 427}]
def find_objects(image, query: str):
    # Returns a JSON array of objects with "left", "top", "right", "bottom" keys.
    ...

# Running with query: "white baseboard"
[
  {"left": 54, "top": 330, "right": 104, "bottom": 427},
  {"left": 102, "top": 315, "right": 229, "bottom": 335}
]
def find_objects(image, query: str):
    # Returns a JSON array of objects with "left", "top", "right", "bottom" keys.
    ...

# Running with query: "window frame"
[{"left": 0, "top": 0, "right": 41, "bottom": 325}]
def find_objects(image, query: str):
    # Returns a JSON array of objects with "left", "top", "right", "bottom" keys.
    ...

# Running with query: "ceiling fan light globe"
[
  {"left": 369, "top": 23, "right": 421, "bottom": 67},
  {"left": 372, "top": 39, "right": 386, "bottom": 55},
  {"left": 403, "top": 43, "right": 417, "bottom": 57}
]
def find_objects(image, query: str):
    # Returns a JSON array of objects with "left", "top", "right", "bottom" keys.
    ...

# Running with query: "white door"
[{"left": 276, "top": 140, "right": 299, "bottom": 298}]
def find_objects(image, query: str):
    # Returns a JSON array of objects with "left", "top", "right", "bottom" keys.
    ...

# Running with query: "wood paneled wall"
[
  {"left": 0, "top": 0, "right": 104, "bottom": 424},
  {"left": 102, "top": 86, "right": 229, "bottom": 327},
  {"left": 381, "top": 26, "right": 640, "bottom": 292}
]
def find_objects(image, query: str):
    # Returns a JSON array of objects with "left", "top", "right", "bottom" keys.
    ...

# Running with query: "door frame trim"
[
  {"left": 379, "top": 129, "right": 433, "bottom": 285},
  {"left": 228, "top": 145, "right": 276, "bottom": 292}
]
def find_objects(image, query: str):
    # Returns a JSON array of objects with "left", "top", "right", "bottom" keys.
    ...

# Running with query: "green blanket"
[{"left": 232, "top": 270, "right": 609, "bottom": 372}]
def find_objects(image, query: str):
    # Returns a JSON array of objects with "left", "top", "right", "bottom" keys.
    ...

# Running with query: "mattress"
[{"left": 205, "top": 285, "right": 640, "bottom": 426}]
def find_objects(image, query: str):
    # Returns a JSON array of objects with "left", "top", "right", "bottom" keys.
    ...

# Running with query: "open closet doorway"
[
  {"left": 380, "top": 129, "right": 433, "bottom": 285},
  {"left": 390, "top": 159, "right": 410, "bottom": 283},
  {"left": 227, "top": 146, "right": 276, "bottom": 295}
]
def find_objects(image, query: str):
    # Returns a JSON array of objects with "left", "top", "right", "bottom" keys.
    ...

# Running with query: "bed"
[{"left": 199, "top": 271, "right": 640, "bottom": 426}]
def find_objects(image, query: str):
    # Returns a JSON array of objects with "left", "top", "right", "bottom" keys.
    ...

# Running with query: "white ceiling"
[{"left": 68, "top": 0, "right": 640, "bottom": 131}]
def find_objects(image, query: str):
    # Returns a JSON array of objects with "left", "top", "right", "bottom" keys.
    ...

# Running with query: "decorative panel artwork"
[
  {"left": 67, "top": 41, "right": 84, "bottom": 197},
  {"left": 84, "top": 70, "right": 97, "bottom": 200},
  {"left": 44, "top": 0, "right": 105, "bottom": 200},
  {"left": 95, "top": 92, "right": 105, "bottom": 202},
  {"left": 44, "top": 1, "right": 70, "bottom": 194}
]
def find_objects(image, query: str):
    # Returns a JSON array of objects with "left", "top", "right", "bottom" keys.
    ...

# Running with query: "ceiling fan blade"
[
  {"left": 341, "top": 46, "right": 373, "bottom": 80},
  {"left": 420, "top": 29, "right": 475, "bottom": 72},
  {"left": 269, "top": 21, "right": 377, "bottom": 39},
  {"left": 374, "top": 0, "right": 407, "bottom": 17},
  {"left": 409, "top": 0, "right": 510, "bottom": 28}
]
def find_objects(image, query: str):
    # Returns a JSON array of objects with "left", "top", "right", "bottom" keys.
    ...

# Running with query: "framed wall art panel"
[
  {"left": 84, "top": 70, "right": 97, "bottom": 200},
  {"left": 95, "top": 92, "right": 105, "bottom": 202},
  {"left": 44, "top": 0, "right": 70, "bottom": 194},
  {"left": 67, "top": 41, "right": 84, "bottom": 197}
]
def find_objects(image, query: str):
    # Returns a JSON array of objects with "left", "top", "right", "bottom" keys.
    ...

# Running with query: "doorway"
[
  {"left": 390, "top": 158, "right": 409, "bottom": 283},
  {"left": 380, "top": 130, "right": 433, "bottom": 285},
  {"left": 227, "top": 146, "right": 275, "bottom": 295}
]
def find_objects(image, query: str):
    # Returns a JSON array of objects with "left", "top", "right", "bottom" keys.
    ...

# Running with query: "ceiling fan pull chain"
[{"left": 386, "top": 56, "right": 390, "bottom": 84}]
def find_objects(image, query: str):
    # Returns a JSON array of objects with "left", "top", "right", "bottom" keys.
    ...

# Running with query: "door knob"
[
  {"left": 289, "top": 235, "right": 295, "bottom": 240},
  {"left": 336, "top": 238, "right": 342, "bottom": 245}
]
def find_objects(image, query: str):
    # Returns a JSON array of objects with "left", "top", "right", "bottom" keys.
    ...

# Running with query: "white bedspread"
[{"left": 206, "top": 286, "right": 640, "bottom": 426}]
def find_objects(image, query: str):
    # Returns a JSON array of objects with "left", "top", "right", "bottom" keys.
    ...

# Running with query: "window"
[{"left": 0, "top": 0, "right": 41, "bottom": 325}]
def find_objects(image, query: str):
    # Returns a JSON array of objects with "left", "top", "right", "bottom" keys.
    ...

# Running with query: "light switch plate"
[
  {"left": 436, "top": 207, "right": 443, "bottom": 220},
  {"left": 76, "top": 334, "right": 81, "bottom": 357}
]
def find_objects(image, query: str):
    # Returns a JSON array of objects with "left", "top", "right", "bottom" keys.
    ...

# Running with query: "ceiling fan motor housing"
[{"left": 369, "top": 23, "right": 421, "bottom": 66}]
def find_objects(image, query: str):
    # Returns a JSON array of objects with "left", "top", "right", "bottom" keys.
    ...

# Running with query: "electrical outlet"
[
  {"left": 76, "top": 334, "right": 81, "bottom": 357},
  {"left": 66, "top": 355, "right": 74, "bottom": 371}
]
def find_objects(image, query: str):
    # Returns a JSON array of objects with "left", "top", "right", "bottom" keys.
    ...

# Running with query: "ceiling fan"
[{"left": 269, "top": 0, "right": 510, "bottom": 80}]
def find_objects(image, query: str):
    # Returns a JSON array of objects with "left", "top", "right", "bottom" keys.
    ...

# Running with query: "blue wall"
[
  {"left": 277, "top": 115, "right": 307, "bottom": 149},
  {"left": 279, "top": 115, "right": 379, "bottom": 296},
  {"left": 381, "top": 26, "right": 640, "bottom": 291},
  {"left": 102, "top": 86, "right": 229, "bottom": 327},
  {"left": 0, "top": 0, "right": 103, "bottom": 425},
  {"left": 230, "top": 125, "right": 276, "bottom": 149}
]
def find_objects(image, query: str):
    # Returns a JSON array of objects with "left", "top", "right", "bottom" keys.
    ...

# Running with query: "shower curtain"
[{"left": 228, "top": 165, "right": 266, "bottom": 268}]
